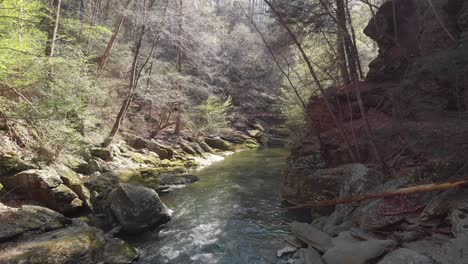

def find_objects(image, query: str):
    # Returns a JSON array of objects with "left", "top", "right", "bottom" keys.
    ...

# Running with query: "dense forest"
[{"left": 1, "top": 0, "right": 468, "bottom": 263}]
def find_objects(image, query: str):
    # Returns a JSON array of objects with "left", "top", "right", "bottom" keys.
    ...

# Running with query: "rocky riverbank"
[
  {"left": 0, "top": 125, "right": 291, "bottom": 263},
  {"left": 280, "top": 0, "right": 468, "bottom": 263}
]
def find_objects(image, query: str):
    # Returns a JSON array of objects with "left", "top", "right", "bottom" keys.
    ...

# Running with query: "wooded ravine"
[{"left": 1, "top": 0, "right": 468, "bottom": 263}]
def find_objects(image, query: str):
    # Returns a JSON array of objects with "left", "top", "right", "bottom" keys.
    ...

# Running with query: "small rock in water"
[{"left": 277, "top": 244, "right": 298, "bottom": 257}]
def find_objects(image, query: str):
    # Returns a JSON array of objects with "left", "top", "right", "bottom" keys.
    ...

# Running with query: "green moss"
[{"left": 129, "top": 152, "right": 160, "bottom": 166}]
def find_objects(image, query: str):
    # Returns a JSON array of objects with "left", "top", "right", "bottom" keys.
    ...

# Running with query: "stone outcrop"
[
  {"left": 0, "top": 203, "right": 71, "bottom": 242},
  {"left": 0, "top": 225, "right": 139, "bottom": 264},
  {"left": 0, "top": 153, "right": 35, "bottom": 177},
  {"left": 0, "top": 169, "right": 85, "bottom": 214}
]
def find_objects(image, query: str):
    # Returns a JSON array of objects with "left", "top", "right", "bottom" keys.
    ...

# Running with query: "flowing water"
[{"left": 128, "top": 148, "right": 309, "bottom": 264}]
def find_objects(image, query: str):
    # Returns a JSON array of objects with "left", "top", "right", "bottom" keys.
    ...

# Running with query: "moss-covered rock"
[
  {"left": 0, "top": 152, "right": 35, "bottom": 177},
  {"left": 129, "top": 137, "right": 174, "bottom": 160},
  {"left": 199, "top": 141, "right": 215, "bottom": 153},
  {"left": 64, "top": 155, "right": 90, "bottom": 175},
  {"left": 128, "top": 151, "right": 160, "bottom": 166},
  {"left": 90, "top": 147, "right": 114, "bottom": 161},
  {"left": 0, "top": 203, "right": 71, "bottom": 242},
  {"left": 205, "top": 137, "right": 234, "bottom": 151},
  {"left": 189, "top": 142, "right": 205, "bottom": 155},
  {"left": 179, "top": 141, "right": 197, "bottom": 155},
  {"left": 244, "top": 138, "right": 260, "bottom": 149},
  {"left": 1, "top": 169, "right": 84, "bottom": 214},
  {"left": 57, "top": 166, "right": 92, "bottom": 210},
  {"left": 0, "top": 225, "right": 139, "bottom": 264}
]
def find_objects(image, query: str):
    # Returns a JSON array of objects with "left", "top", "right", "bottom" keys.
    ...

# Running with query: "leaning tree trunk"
[
  {"left": 102, "top": 26, "right": 144, "bottom": 147},
  {"left": 45, "top": 0, "right": 62, "bottom": 57},
  {"left": 96, "top": 0, "right": 132, "bottom": 77}
]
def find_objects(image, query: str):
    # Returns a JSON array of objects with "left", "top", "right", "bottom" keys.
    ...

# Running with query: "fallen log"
[{"left": 287, "top": 179, "right": 468, "bottom": 210}]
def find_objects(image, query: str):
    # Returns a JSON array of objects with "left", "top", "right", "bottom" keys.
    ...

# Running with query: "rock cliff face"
[{"left": 285, "top": 0, "right": 468, "bottom": 203}]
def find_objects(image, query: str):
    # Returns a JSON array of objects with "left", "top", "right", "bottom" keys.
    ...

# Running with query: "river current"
[{"left": 127, "top": 148, "right": 308, "bottom": 264}]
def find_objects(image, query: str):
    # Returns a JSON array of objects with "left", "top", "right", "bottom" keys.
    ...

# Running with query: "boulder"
[
  {"left": 0, "top": 152, "right": 35, "bottom": 176},
  {"left": 451, "top": 206, "right": 468, "bottom": 238},
  {"left": 189, "top": 142, "right": 205, "bottom": 155},
  {"left": 204, "top": 137, "right": 234, "bottom": 151},
  {"left": 378, "top": 248, "right": 435, "bottom": 264},
  {"left": 107, "top": 184, "right": 171, "bottom": 233},
  {"left": 131, "top": 138, "right": 174, "bottom": 160},
  {"left": 179, "top": 141, "right": 197, "bottom": 155},
  {"left": 267, "top": 136, "right": 288, "bottom": 147},
  {"left": 294, "top": 246, "right": 324, "bottom": 264},
  {"left": 199, "top": 141, "right": 215, "bottom": 153},
  {"left": 244, "top": 138, "right": 259, "bottom": 149},
  {"left": 57, "top": 166, "right": 92, "bottom": 210},
  {"left": 290, "top": 222, "right": 333, "bottom": 252},
  {"left": 221, "top": 131, "right": 249, "bottom": 144},
  {"left": 90, "top": 147, "right": 114, "bottom": 161},
  {"left": 270, "top": 127, "right": 293, "bottom": 137},
  {"left": 0, "top": 203, "right": 71, "bottom": 242},
  {"left": 0, "top": 225, "right": 139, "bottom": 264},
  {"left": 432, "top": 235, "right": 468, "bottom": 264},
  {"left": 322, "top": 239, "right": 393, "bottom": 264},
  {"left": 247, "top": 129, "right": 263, "bottom": 138},
  {"left": 64, "top": 155, "right": 92, "bottom": 175},
  {"left": 0, "top": 169, "right": 83, "bottom": 214}
]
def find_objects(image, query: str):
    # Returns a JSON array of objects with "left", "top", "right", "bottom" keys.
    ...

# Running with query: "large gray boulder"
[
  {"left": 0, "top": 169, "right": 83, "bottom": 214},
  {"left": 0, "top": 225, "right": 139, "bottom": 264},
  {"left": 290, "top": 222, "right": 333, "bottom": 252},
  {"left": 322, "top": 238, "right": 393, "bottom": 264},
  {"left": 107, "top": 184, "right": 171, "bottom": 233},
  {"left": 0, "top": 203, "right": 70, "bottom": 242},
  {"left": 294, "top": 246, "right": 324, "bottom": 264},
  {"left": 378, "top": 248, "right": 435, "bottom": 264}
]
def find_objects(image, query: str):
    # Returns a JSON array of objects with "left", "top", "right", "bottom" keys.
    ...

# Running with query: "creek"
[{"left": 127, "top": 148, "right": 308, "bottom": 264}]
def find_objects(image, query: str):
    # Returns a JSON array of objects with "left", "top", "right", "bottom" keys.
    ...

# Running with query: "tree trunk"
[
  {"left": 345, "top": 0, "right": 364, "bottom": 79},
  {"left": 174, "top": 0, "right": 184, "bottom": 136},
  {"left": 337, "top": 34, "right": 350, "bottom": 84},
  {"left": 45, "top": 0, "right": 62, "bottom": 57},
  {"left": 102, "top": 26, "right": 144, "bottom": 147},
  {"left": 288, "top": 179, "right": 468, "bottom": 209},
  {"left": 96, "top": 0, "right": 132, "bottom": 77}
]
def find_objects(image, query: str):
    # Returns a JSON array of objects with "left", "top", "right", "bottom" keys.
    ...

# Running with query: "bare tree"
[{"left": 45, "top": 0, "right": 62, "bottom": 57}]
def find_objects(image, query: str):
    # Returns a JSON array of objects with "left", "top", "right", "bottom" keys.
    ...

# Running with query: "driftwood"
[{"left": 288, "top": 179, "right": 468, "bottom": 210}]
